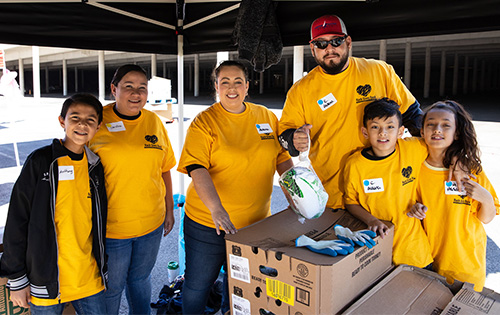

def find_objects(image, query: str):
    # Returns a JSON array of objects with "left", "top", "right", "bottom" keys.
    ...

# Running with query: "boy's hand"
[
  {"left": 407, "top": 202, "right": 427, "bottom": 220},
  {"left": 293, "top": 124, "right": 312, "bottom": 152},
  {"left": 10, "top": 287, "right": 30, "bottom": 308},
  {"left": 366, "top": 219, "right": 389, "bottom": 239},
  {"left": 463, "top": 178, "right": 494, "bottom": 204}
]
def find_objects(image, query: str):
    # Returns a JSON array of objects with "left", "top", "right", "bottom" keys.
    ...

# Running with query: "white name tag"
[
  {"left": 444, "top": 181, "right": 466, "bottom": 195},
  {"left": 105, "top": 121, "right": 126, "bottom": 132},
  {"left": 256, "top": 123, "right": 273, "bottom": 134},
  {"left": 317, "top": 93, "right": 337, "bottom": 111},
  {"left": 363, "top": 178, "right": 384, "bottom": 193},
  {"left": 58, "top": 166, "right": 75, "bottom": 181}
]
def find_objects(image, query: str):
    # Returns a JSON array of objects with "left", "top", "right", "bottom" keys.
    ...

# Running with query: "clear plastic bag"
[{"left": 279, "top": 136, "right": 328, "bottom": 222}]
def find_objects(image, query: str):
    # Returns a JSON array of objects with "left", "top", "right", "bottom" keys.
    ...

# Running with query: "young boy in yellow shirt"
[
  {"left": 342, "top": 98, "right": 433, "bottom": 268},
  {"left": 0, "top": 94, "right": 108, "bottom": 313}
]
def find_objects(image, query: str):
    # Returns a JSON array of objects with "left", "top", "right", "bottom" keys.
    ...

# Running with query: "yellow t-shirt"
[
  {"left": 280, "top": 57, "right": 417, "bottom": 209},
  {"left": 31, "top": 154, "right": 103, "bottom": 305},
  {"left": 89, "top": 104, "right": 176, "bottom": 239},
  {"left": 177, "top": 102, "right": 291, "bottom": 230},
  {"left": 417, "top": 162, "right": 500, "bottom": 291},
  {"left": 343, "top": 138, "right": 433, "bottom": 268}
]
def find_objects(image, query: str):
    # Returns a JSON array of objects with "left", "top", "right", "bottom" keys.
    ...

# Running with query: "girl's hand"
[
  {"left": 448, "top": 158, "right": 470, "bottom": 192},
  {"left": 211, "top": 207, "right": 237, "bottom": 235},
  {"left": 10, "top": 287, "right": 31, "bottom": 308},
  {"left": 163, "top": 210, "right": 175, "bottom": 236},
  {"left": 366, "top": 218, "right": 389, "bottom": 239},
  {"left": 407, "top": 202, "right": 427, "bottom": 220},
  {"left": 463, "top": 178, "right": 494, "bottom": 204}
]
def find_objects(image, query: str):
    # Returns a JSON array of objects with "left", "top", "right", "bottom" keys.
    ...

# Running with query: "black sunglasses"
[{"left": 311, "top": 35, "right": 348, "bottom": 49}]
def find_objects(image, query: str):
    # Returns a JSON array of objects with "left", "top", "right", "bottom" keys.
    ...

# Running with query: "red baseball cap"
[{"left": 310, "top": 15, "right": 348, "bottom": 41}]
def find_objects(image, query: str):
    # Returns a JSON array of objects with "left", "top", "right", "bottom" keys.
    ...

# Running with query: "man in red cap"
[{"left": 278, "top": 15, "right": 423, "bottom": 210}]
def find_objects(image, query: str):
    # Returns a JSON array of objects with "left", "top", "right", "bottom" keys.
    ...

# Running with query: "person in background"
[
  {"left": 177, "top": 60, "right": 292, "bottom": 314},
  {"left": 278, "top": 14, "right": 425, "bottom": 210},
  {"left": 88, "top": 64, "right": 176, "bottom": 314},
  {"left": 0, "top": 94, "right": 107, "bottom": 314},
  {"left": 408, "top": 100, "right": 499, "bottom": 291}
]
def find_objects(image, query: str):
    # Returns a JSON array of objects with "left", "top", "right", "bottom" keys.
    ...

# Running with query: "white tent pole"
[{"left": 177, "top": 18, "right": 185, "bottom": 194}]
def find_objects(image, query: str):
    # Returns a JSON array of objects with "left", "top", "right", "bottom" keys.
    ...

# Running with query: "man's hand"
[
  {"left": 407, "top": 202, "right": 427, "bottom": 220},
  {"left": 10, "top": 287, "right": 30, "bottom": 308},
  {"left": 293, "top": 124, "right": 312, "bottom": 152}
]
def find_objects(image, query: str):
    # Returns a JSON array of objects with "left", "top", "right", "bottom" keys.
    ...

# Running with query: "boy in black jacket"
[{"left": 0, "top": 94, "right": 108, "bottom": 314}]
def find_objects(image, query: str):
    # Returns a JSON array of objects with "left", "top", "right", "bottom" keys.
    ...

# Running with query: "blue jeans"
[
  {"left": 29, "top": 290, "right": 106, "bottom": 315},
  {"left": 105, "top": 225, "right": 163, "bottom": 315},
  {"left": 182, "top": 216, "right": 229, "bottom": 315}
]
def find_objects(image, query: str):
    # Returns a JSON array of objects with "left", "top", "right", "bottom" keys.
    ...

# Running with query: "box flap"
[
  {"left": 442, "top": 283, "right": 500, "bottom": 314},
  {"left": 344, "top": 265, "right": 454, "bottom": 314}
]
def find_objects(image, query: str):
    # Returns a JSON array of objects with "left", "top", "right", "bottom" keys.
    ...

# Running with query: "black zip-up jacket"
[{"left": 0, "top": 139, "right": 108, "bottom": 299}]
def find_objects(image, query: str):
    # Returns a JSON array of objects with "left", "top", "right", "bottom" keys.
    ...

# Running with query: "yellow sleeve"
[
  {"left": 475, "top": 171, "right": 500, "bottom": 215},
  {"left": 177, "top": 114, "right": 212, "bottom": 174},
  {"left": 279, "top": 82, "right": 306, "bottom": 134},
  {"left": 160, "top": 120, "right": 177, "bottom": 173},
  {"left": 342, "top": 154, "right": 361, "bottom": 206}
]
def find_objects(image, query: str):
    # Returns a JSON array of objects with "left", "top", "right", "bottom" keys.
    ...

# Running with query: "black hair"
[
  {"left": 111, "top": 64, "right": 148, "bottom": 86},
  {"left": 211, "top": 60, "right": 249, "bottom": 100},
  {"left": 422, "top": 100, "right": 481, "bottom": 173},
  {"left": 363, "top": 98, "right": 403, "bottom": 127},
  {"left": 60, "top": 93, "right": 103, "bottom": 124}
]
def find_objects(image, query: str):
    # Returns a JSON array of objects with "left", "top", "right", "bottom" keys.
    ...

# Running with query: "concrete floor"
[{"left": 0, "top": 93, "right": 499, "bottom": 313}]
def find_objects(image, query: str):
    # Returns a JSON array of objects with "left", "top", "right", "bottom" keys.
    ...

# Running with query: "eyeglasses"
[{"left": 311, "top": 35, "right": 348, "bottom": 49}]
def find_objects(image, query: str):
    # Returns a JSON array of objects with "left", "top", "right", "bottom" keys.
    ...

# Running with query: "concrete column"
[
  {"left": 259, "top": 72, "right": 264, "bottom": 94},
  {"left": 74, "top": 67, "right": 78, "bottom": 92},
  {"left": 18, "top": 58, "right": 24, "bottom": 95},
  {"left": 424, "top": 45, "right": 431, "bottom": 98},
  {"left": 151, "top": 54, "right": 157, "bottom": 77},
  {"left": 44, "top": 67, "right": 49, "bottom": 94},
  {"left": 32, "top": 46, "right": 40, "bottom": 98},
  {"left": 62, "top": 59, "right": 68, "bottom": 96},
  {"left": 463, "top": 56, "right": 469, "bottom": 95},
  {"left": 293, "top": 46, "right": 304, "bottom": 84},
  {"left": 439, "top": 51, "right": 446, "bottom": 97},
  {"left": 472, "top": 58, "right": 478, "bottom": 93},
  {"left": 98, "top": 50, "right": 105, "bottom": 101},
  {"left": 194, "top": 54, "right": 199, "bottom": 97},
  {"left": 188, "top": 63, "right": 193, "bottom": 92},
  {"left": 452, "top": 53, "right": 459, "bottom": 96},
  {"left": 284, "top": 58, "right": 289, "bottom": 92},
  {"left": 163, "top": 62, "right": 167, "bottom": 78},
  {"left": 379, "top": 39, "right": 387, "bottom": 62},
  {"left": 404, "top": 40, "right": 412, "bottom": 89}
]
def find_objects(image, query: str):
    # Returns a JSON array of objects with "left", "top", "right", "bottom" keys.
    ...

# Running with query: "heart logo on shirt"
[
  {"left": 401, "top": 166, "right": 413, "bottom": 178},
  {"left": 356, "top": 84, "right": 372, "bottom": 96},
  {"left": 145, "top": 135, "right": 158, "bottom": 144}
]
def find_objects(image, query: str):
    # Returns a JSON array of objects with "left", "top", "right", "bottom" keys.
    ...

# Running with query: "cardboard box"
[
  {"left": 0, "top": 278, "right": 30, "bottom": 315},
  {"left": 225, "top": 208, "right": 394, "bottom": 315},
  {"left": 442, "top": 283, "right": 500, "bottom": 314},
  {"left": 344, "top": 265, "right": 456, "bottom": 314}
]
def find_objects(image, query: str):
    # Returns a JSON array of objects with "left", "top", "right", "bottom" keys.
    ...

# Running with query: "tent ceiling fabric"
[{"left": 1, "top": 0, "right": 500, "bottom": 55}]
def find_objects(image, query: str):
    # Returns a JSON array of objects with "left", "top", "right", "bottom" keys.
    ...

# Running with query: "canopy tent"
[
  {"left": 1, "top": 0, "right": 500, "bottom": 55},
  {"left": 1, "top": 0, "right": 500, "bottom": 192}
]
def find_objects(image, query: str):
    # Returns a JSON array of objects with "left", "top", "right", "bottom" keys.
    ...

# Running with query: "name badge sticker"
[
  {"left": 363, "top": 178, "right": 384, "bottom": 193},
  {"left": 444, "top": 181, "right": 466, "bottom": 195},
  {"left": 317, "top": 93, "right": 337, "bottom": 111},
  {"left": 256, "top": 123, "right": 273, "bottom": 134},
  {"left": 58, "top": 166, "right": 75, "bottom": 181},
  {"left": 106, "top": 121, "right": 126, "bottom": 132}
]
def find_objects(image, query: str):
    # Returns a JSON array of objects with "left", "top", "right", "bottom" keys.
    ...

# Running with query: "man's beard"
[{"left": 315, "top": 51, "right": 349, "bottom": 75}]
